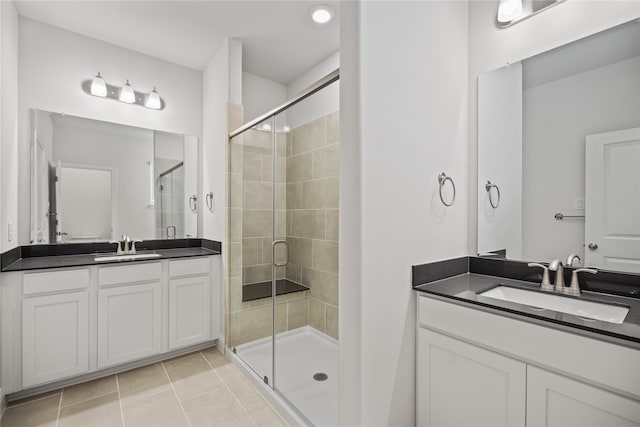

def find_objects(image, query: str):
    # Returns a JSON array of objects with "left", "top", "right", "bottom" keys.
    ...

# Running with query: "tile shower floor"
[
  {"left": 236, "top": 326, "right": 339, "bottom": 427},
  {"left": 0, "top": 347, "right": 288, "bottom": 427}
]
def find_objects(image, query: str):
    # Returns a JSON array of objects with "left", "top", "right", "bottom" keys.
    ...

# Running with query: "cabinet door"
[
  {"left": 417, "top": 328, "right": 526, "bottom": 427},
  {"left": 23, "top": 291, "right": 89, "bottom": 387},
  {"left": 98, "top": 282, "right": 161, "bottom": 368},
  {"left": 527, "top": 366, "right": 640, "bottom": 427},
  {"left": 169, "top": 276, "right": 210, "bottom": 350}
]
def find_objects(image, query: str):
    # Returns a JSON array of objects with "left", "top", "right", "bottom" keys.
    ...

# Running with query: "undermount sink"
[
  {"left": 94, "top": 253, "right": 161, "bottom": 262},
  {"left": 478, "top": 285, "right": 629, "bottom": 324}
]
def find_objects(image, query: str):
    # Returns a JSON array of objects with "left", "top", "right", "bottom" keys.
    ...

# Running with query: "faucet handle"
[
  {"left": 528, "top": 263, "right": 553, "bottom": 291},
  {"left": 130, "top": 239, "right": 143, "bottom": 254},
  {"left": 567, "top": 268, "right": 597, "bottom": 296},
  {"left": 110, "top": 240, "right": 124, "bottom": 255}
]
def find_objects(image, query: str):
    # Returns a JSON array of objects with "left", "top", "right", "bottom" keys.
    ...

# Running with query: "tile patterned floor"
[{"left": 0, "top": 347, "right": 289, "bottom": 427}]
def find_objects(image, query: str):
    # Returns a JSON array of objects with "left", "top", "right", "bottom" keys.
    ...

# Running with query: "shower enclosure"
[
  {"left": 158, "top": 163, "right": 185, "bottom": 238},
  {"left": 227, "top": 70, "right": 339, "bottom": 426}
]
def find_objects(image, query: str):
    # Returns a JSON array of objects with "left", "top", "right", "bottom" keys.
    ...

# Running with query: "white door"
[
  {"left": 527, "top": 365, "right": 640, "bottom": 427},
  {"left": 417, "top": 328, "right": 526, "bottom": 427},
  {"left": 23, "top": 291, "right": 89, "bottom": 387},
  {"left": 97, "top": 282, "right": 162, "bottom": 368},
  {"left": 59, "top": 165, "right": 113, "bottom": 242},
  {"left": 168, "top": 276, "right": 210, "bottom": 350},
  {"left": 55, "top": 160, "right": 63, "bottom": 242},
  {"left": 585, "top": 127, "right": 640, "bottom": 272}
]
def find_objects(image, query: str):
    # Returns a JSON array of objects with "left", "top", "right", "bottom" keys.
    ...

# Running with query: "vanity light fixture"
[
  {"left": 83, "top": 73, "right": 165, "bottom": 110},
  {"left": 90, "top": 72, "right": 107, "bottom": 97},
  {"left": 145, "top": 87, "right": 161, "bottom": 110},
  {"left": 497, "top": 0, "right": 566, "bottom": 28},
  {"left": 119, "top": 80, "right": 136, "bottom": 104},
  {"left": 309, "top": 4, "right": 334, "bottom": 24}
]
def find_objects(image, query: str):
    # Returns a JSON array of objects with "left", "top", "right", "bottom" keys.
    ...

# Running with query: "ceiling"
[{"left": 15, "top": 1, "right": 340, "bottom": 84}]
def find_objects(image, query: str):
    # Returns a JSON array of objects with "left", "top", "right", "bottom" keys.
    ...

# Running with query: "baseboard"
[{"left": 7, "top": 340, "right": 217, "bottom": 403}]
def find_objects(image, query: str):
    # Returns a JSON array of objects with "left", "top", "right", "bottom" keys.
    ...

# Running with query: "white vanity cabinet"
[
  {"left": 526, "top": 366, "right": 640, "bottom": 427},
  {"left": 97, "top": 262, "right": 163, "bottom": 368},
  {"left": 168, "top": 258, "right": 211, "bottom": 350},
  {"left": 1, "top": 254, "right": 221, "bottom": 396},
  {"left": 416, "top": 294, "right": 640, "bottom": 427},
  {"left": 417, "top": 328, "right": 526, "bottom": 427},
  {"left": 22, "top": 269, "right": 90, "bottom": 387}
]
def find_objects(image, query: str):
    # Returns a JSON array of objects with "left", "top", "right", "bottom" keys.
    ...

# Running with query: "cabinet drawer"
[
  {"left": 169, "top": 257, "right": 210, "bottom": 278},
  {"left": 98, "top": 262, "right": 161, "bottom": 286},
  {"left": 24, "top": 269, "right": 89, "bottom": 295}
]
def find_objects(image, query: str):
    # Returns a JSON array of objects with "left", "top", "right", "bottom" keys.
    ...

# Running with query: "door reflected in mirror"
[
  {"left": 477, "top": 19, "right": 640, "bottom": 274},
  {"left": 30, "top": 110, "right": 199, "bottom": 244}
]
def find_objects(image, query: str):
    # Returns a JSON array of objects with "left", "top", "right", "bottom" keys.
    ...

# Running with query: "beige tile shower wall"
[
  {"left": 241, "top": 129, "right": 287, "bottom": 285},
  {"left": 227, "top": 122, "right": 311, "bottom": 348},
  {"left": 286, "top": 111, "right": 339, "bottom": 340}
]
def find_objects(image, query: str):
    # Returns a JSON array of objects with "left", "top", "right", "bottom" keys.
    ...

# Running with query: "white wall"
[
  {"left": 468, "top": 0, "right": 640, "bottom": 255},
  {"left": 340, "top": 2, "right": 469, "bottom": 425},
  {"left": 241, "top": 72, "right": 287, "bottom": 124},
  {"left": 522, "top": 56, "right": 640, "bottom": 263},
  {"left": 202, "top": 38, "right": 242, "bottom": 242},
  {"left": 286, "top": 51, "right": 339, "bottom": 129},
  {"left": 1, "top": 1, "right": 19, "bottom": 251},
  {"left": 154, "top": 131, "right": 183, "bottom": 161},
  {"left": 202, "top": 37, "right": 242, "bottom": 350},
  {"left": 17, "top": 17, "right": 203, "bottom": 244}
]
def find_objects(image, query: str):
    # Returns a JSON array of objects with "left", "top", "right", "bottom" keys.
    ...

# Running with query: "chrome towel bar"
[{"left": 554, "top": 213, "right": 585, "bottom": 220}]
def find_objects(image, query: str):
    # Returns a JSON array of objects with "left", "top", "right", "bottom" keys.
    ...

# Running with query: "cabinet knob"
[{"left": 587, "top": 243, "right": 598, "bottom": 250}]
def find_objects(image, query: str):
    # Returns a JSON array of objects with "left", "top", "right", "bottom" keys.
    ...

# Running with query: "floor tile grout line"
[
  {"left": 54, "top": 390, "right": 63, "bottom": 427},
  {"left": 200, "top": 350, "right": 263, "bottom": 427},
  {"left": 58, "top": 389, "right": 118, "bottom": 410},
  {"left": 160, "top": 360, "right": 193, "bottom": 427},
  {"left": 115, "top": 375, "right": 126, "bottom": 427}
]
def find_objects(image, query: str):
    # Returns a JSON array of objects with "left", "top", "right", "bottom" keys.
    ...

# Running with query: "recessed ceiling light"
[{"left": 309, "top": 4, "right": 334, "bottom": 24}]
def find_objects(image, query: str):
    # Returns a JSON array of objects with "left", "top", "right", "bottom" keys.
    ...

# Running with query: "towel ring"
[
  {"left": 438, "top": 172, "right": 456, "bottom": 207},
  {"left": 485, "top": 180, "right": 501, "bottom": 209},
  {"left": 188, "top": 195, "right": 198, "bottom": 212},
  {"left": 205, "top": 192, "right": 215, "bottom": 212}
]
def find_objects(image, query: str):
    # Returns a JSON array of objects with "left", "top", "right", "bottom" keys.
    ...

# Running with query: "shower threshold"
[{"left": 242, "top": 279, "right": 309, "bottom": 302}]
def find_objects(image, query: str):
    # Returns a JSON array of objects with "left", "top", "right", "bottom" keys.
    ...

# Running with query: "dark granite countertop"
[
  {"left": 2, "top": 246, "right": 220, "bottom": 272},
  {"left": 414, "top": 273, "right": 640, "bottom": 350}
]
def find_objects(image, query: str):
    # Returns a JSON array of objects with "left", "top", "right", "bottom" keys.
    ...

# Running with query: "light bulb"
[
  {"left": 497, "top": 0, "right": 523, "bottom": 23},
  {"left": 309, "top": 5, "right": 333, "bottom": 24},
  {"left": 145, "top": 87, "right": 161, "bottom": 109},
  {"left": 90, "top": 72, "right": 107, "bottom": 97},
  {"left": 119, "top": 79, "right": 135, "bottom": 103}
]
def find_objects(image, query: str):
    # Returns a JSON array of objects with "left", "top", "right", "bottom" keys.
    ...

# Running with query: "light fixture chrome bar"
[
  {"left": 228, "top": 68, "right": 340, "bottom": 139},
  {"left": 81, "top": 80, "right": 165, "bottom": 110}
]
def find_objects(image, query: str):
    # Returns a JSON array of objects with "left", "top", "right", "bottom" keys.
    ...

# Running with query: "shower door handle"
[{"left": 272, "top": 240, "right": 289, "bottom": 267}]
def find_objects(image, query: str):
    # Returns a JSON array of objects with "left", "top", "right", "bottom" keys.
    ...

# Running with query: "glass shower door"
[{"left": 228, "top": 116, "right": 277, "bottom": 385}]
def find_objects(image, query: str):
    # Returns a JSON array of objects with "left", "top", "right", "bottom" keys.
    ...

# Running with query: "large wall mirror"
[
  {"left": 30, "top": 110, "right": 199, "bottom": 244},
  {"left": 478, "top": 19, "right": 640, "bottom": 273}
]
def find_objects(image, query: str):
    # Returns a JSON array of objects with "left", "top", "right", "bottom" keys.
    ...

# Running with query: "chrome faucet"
[
  {"left": 110, "top": 235, "right": 142, "bottom": 255},
  {"left": 566, "top": 254, "right": 581, "bottom": 267},
  {"left": 548, "top": 259, "right": 565, "bottom": 291}
]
